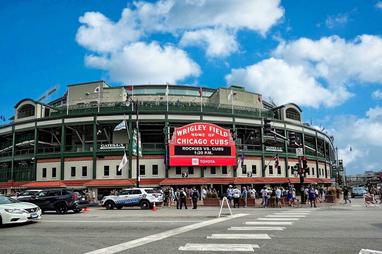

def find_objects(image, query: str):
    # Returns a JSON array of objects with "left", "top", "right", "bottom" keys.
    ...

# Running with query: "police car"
[{"left": 101, "top": 188, "right": 163, "bottom": 210}]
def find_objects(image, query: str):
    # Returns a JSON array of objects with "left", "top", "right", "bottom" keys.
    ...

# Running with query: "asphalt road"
[{"left": 1, "top": 198, "right": 381, "bottom": 254}]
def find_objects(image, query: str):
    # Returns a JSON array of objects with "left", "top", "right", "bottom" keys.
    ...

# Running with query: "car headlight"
[{"left": 5, "top": 208, "right": 26, "bottom": 214}]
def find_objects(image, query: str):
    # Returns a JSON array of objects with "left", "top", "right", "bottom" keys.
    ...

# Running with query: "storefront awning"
[
  {"left": 21, "top": 181, "right": 67, "bottom": 188},
  {"left": 85, "top": 179, "right": 135, "bottom": 187}
]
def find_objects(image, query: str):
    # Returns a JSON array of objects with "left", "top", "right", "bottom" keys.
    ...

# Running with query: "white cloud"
[
  {"left": 329, "top": 107, "right": 382, "bottom": 174},
  {"left": 135, "top": 0, "right": 284, "bottom": 34},
  {"left": 273, "top": 35, "right": 382, "bottom": 85},
  {"left": 325, "top": 13, "right": 349, "bottom": 29},
  {"left": 226, "top": 58, "right": 351, "bottom": 108},
  {"left": 226, "top": 35, "right": 382, "bottom": 108},
  {"left": 85, "top": 42, "right": 201, "bottom": 84},
  {"left": 372, "top": 89, "right": 382, "bottom": 99},
  {"left": 179, "top": 28, "right": 238, "bottom": 57},
  {"left": 376, "top": 1, "right": 382, "bottom": 9},
  {"left": 76, "top": 10, "right": 141, "bottom": 53},
  {"left": 76, "top": 0, "right": 284, "bottom": 59}
]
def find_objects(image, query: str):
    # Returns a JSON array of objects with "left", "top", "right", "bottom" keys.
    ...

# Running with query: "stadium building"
[{"left": 0, "top": 80, "right": 335, "bottom": 198}]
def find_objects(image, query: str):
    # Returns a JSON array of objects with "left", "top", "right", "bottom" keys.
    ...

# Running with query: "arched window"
[
  {"left": 17, "top": 104, "right": 35, "bottom": 119},
  {"left": 286, "top": 108, "right": 301, "bottom": 121}
]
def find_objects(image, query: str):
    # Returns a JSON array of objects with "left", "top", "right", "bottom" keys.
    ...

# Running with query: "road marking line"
[
  {"left": 273, "top": 212, "right": 310, "bottom": 215},
  {"left": 83, "top": 213, "right": 248, "bottom": 254},
  {"left": 258, "top": 218, "right": 299, "bottom": 221},
  {"left": 267, "top": 215, "right": 306, "bottom": 218},
  {"left": 179, "top": 243, "right": 259, "bottom": 252},
  {"left": 207, "top": 234, "right": 271, "bottom": 240},
  {"left": 245, "top": 221, "right": 293, "bottom": 225},
  {"left": 359, "top": 249, "right": 382, "bottom": 254},
  {"left": 229, "top": 226, "right": 286, "bottom": 231},
  {"left": 43, "top": 220, "right": 200, "bottom": 223}
]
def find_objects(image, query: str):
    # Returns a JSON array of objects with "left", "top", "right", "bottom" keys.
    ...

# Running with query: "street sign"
[
  {"left": 296, "top": 148, "right": 303, "bottom": 156},
  {"left": 132, "top": 129, "right": 142, "bottom": 157}
]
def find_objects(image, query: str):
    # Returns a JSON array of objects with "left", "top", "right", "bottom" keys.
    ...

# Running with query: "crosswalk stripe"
[
  {"left": 228, "top": 226, "right": 286, "bottom": 231},
  {"left": 245, "top": 221, "right": 293, "bottom": 225},
  {"left": 207, "top": 234, "right": 271, "bottom": 240},
  {"left": 258, "top": 218, "right": 299, "bottom": 221},
  {"left": 267, "top": 215, "right": 306, "bottom": 218},
  {"left": 179, "top": 243, "right": 259, "bottom": 252}
]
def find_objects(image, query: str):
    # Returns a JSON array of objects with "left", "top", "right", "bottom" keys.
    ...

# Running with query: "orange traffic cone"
[
  {"left": 83, "top": 207, "right": 89, "bottom": 213},
  {"left": 151, "top": 202, "right": 157, "bottom": 212}
]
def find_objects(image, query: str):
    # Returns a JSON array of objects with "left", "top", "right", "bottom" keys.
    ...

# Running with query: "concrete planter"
[{"left": 203, "top": 198, "right": 220, "bottom": 206}]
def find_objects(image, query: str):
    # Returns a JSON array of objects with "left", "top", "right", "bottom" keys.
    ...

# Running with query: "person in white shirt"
[
  {"left": 233, "top": 187, "right": 241, "bottom": 208},
  {"left": 275, "top": 187, "right": 282, "bottom": 208}
]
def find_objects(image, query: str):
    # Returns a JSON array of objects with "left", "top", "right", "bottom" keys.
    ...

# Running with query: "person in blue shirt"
[{"left": 308, "top": 186, "right": 317, "bottom": 208}]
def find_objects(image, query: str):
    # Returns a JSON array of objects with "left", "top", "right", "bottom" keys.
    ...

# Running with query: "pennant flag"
[
  {"left": 126, "top": 85, "right": 133, "bottom": 91},
  {"left": 117, "top": 152, "right": 128, "bottom": 172},
  {"left": 274, "top": 154, "right": 279, "bottom": 168},
  {"left": 63, "top": 90, "right": 68, "bottom": 98},
  {"left": 258, "top": 95, "right": 262, "bottom": 102},
  {"left": 198, "top": 87, "right": 203, "bottom": 97},
  {"left": 114, "top": 120, "right": 127, "bottom": 131}
]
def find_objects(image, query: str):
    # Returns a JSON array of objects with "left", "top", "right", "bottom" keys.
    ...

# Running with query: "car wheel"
[
  {"left": 0, "top": 215, "right": 2, "bottom": 227},
  {"left": 140, "top": 200, "right": 150, "bottom": 210},
  {"left": 116, "top": 205, "right": 123, "bottom": 210},
  {"left": 105, "top": 201, "right": 115, "bottom": 210},
  {"left": 55, "top": 203, "right": 68, "bottom": 214},
  {"left": 73, "top": 208, "right": 82, "bottom": 213}
]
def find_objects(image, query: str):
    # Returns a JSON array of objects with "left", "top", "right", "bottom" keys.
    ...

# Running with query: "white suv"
[{"left": 101, "top": 188, "right": 163, "bottom": 210}]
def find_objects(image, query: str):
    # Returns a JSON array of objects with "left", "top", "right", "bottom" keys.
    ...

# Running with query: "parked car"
[
  {"left": 101, "top": 188, "right": 163, "bottom": 210},
  {"left": 0, "top": 195, "right": 41, "bottom": 226},
  {"left": 17, "top": 189, "right": 88, "bottom": 214},
  {"left": 351, "top": 186, "right": 368, "bottom": 198}
]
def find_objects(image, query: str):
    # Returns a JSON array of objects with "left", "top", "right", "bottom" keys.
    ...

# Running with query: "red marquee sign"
[{"left": 169, "top": 122, "right": 237, "bottom": 166}]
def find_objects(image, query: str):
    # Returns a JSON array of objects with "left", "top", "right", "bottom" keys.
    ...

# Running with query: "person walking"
[
  {"left": 275, "top": 187, "right": 282, "bottom": 208},
  {"left": 308, "top": 186, "right": 317, "bottom": 208},
  {"left": 191, "top": 187, "right": 199, "bottom": 209},
  {"left": 233, "top": 186, "right": 241, "bottom": 208},
  {"left": 179, "top": 188, "right": 188, "bottom": 209},
  {"left": 343, "top": 187, "right": 351, "bottom": 204},
  {"left": 227, "top": 185, "right": 234, "bottom": 206},
  {"left": 241, "top": 186, "right": 248, "bottom": 208}
]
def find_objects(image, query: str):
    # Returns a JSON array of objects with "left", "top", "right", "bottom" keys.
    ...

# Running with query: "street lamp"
[{"left": 125, "top": 97, "right": 140, "bottom": 188}]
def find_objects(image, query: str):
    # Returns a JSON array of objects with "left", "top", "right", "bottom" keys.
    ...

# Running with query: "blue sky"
[{"left": 1, "top": 0, "right": 382, "bottom": 174}]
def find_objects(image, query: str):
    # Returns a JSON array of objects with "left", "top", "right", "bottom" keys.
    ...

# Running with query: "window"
[
  {"left": 82, "top": 166, "right": 87, "bottom": 177},
  {"left": 116, "top": 165, "right": 122, "bottom": 176},
  {"left": 17, "top": 104, "right": 35, "bottom": 119},
  {"left": 71, "top": 167, "right": 76, "bottom": 177},
  {"left": 42, "top": 168, "right": 47, "bottom": 178},
  {"left": 277, "top": 166, "right": 281, "bottom": 175},
  {"left": 140, "top": 165, "right": 145, "bottom": 175},
  {"left": 152, "top": 165, "right": 158, "bottom": 175},
  {"left": 306, "top": 167, "right": 311, "bottom": 175},
  {"left": 176, "top": 166, "right": 181, "bottom": 175},
  {"left": 222, "top": 166, "right": 228, "bottom": 174},
  {"left": 269, "top": 165, "right": 273, "bottom": 175},
  {"left": 188, "top": 166, "right": 194, "bottom": 175},
  {"left": 252, "top": 165, "right": 257, "bottom": 175},
  {"left": 210, "top": 166, "right": 216, "bottom": 174},
  {"left": 241, "top": 165, "right": 247, "bottom": 174},
  {"left": 312, "top": 168, "right": 315, "bottom": 175},
  {"left": 286, "top": 108, "right": 301, "bottom": 121},
  {"left": 52, "top": 167, "right": 56, "bottom": 178},
  {"left": 131, "top": 189, "right": 142, "bottom": 195},
  {"left": 104, "top": 166, "right": 109, "bottom": 176}
]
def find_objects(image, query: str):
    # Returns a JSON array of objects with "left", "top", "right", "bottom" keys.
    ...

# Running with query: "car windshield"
[
  {"left": 20, "top": 190, "right": 40, "bottom": 196},
  {"left": 0, "top": 196, "right": 19, "bottom": 204}
]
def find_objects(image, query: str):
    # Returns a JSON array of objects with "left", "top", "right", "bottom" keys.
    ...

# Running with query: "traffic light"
[
  {"left": 302, "top": 156, "right": 308, "bottom": 169},
  {"left": 264, "top": 119, "right": 272, "bottom": 133},
  {"left": 289, "top": 132, "right": 296, "bottom": 146}
]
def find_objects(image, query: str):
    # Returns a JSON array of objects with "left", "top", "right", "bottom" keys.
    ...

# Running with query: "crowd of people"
[{"left": 160, "top": 185, "right": 332, "bottom": 209}]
